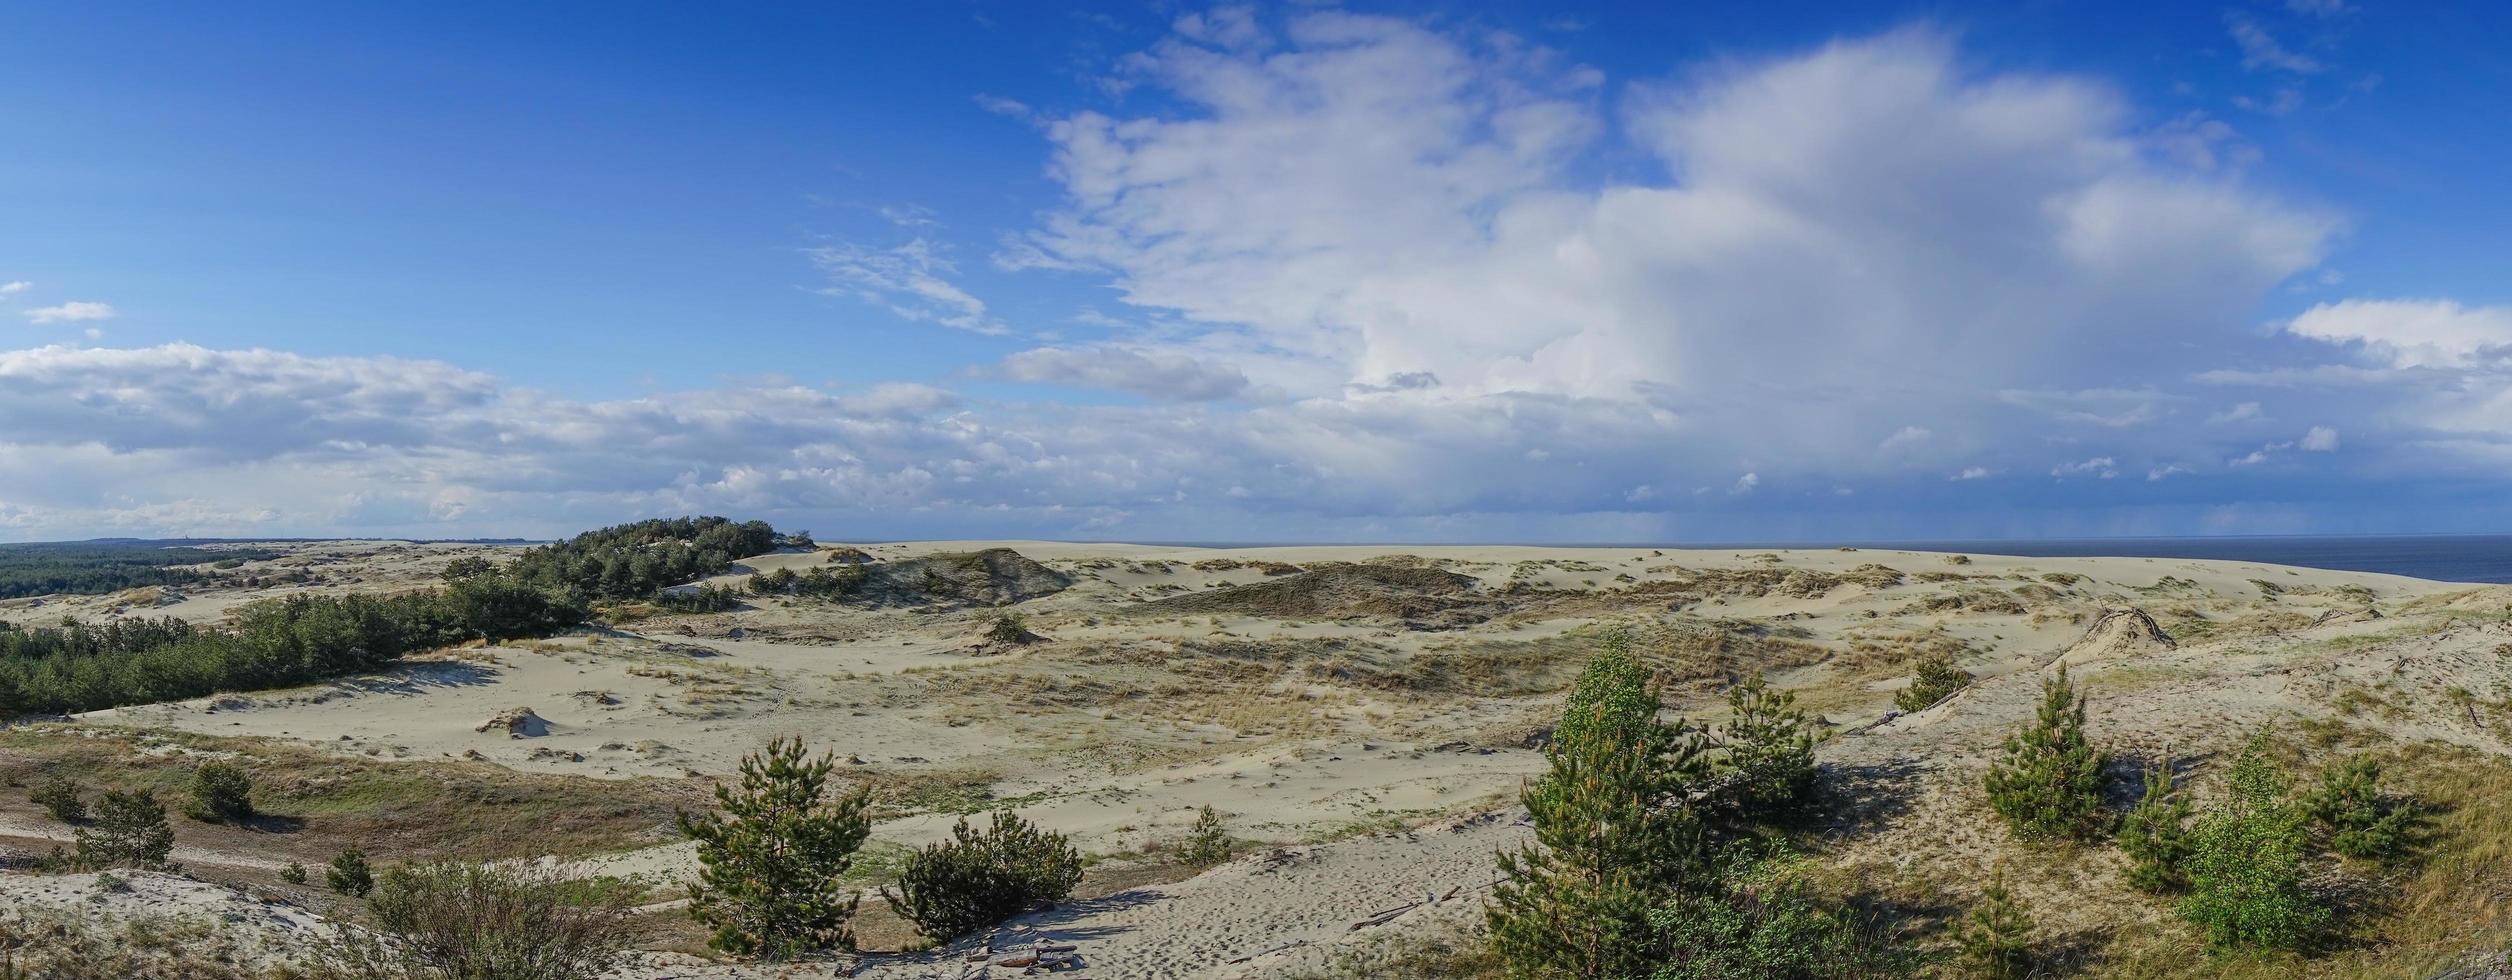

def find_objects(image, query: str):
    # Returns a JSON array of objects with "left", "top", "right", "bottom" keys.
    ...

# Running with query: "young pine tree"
[
  {"left": 1893, "top": 651, "right": 1971, "bottom": 714},
  {"left": 1716, "top": 671, "right": 1819, "bottom": 817},
  {"left": 2118, "top": 760, "right": 2194, "bottom": 893},
  {"left": 2303, "top": 753, "right": 2415, "bottom": 862},
  {"left": 1490, "top": 639, "right": 1711, "bottom": 979},
  {"left": 2181, "top": 729, "right": 2325, "bottom": 950},
  {"left": 676, "top": 737, "right": 873, "bottom": 959},
  {"left": 1957, "top": 867, "right": 2036, "bottom": 980},
  {"left": 328, "top": 847, "right": 375, "bottom": 897},
  {"left": 72, "top": 789, "right": 175, "bottom": 869},
  {"left": 1179, "top": 804, "right": 1233, "bottom": 868},
  {"left": 1982, "top": 665, "right": 2108, "bottom": 841}
]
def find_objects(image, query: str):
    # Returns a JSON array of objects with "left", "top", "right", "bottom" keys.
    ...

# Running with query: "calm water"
[{"left": 1789, "top": 535, "right": 2512, "bottom": 585}]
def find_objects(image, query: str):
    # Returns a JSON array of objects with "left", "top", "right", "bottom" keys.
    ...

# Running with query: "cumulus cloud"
[
  {"left": 2285, "top": 299, "right": 2512, "bottom": 368},
  {"left": 0, "top": 281, "right": 29, "bottom": 297},
  {"left": 23, "top": 301, "right": 115, "bottom": 324},
  {"left": 0, "top": 17, "right": 2443, "bottom": 541},
  {"left": 1022, "top": 18, "right": 2331, "bottom": 478},
  {"left": 995, "top": 346, "right": 1250, "bottom": 401}
]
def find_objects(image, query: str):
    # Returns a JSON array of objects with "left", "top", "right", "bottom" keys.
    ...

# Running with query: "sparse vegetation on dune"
[{"left": 3, "top": 531, "right": 2506, "bottom": 978}]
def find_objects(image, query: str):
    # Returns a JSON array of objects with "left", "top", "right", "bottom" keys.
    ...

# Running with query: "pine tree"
[
  {"left": 1894, "top": 651, "right": 1971, "bottom": 713},
  {"left": 2181, "top": 729, "right": 2325, "bottom": 949},
  {"left": 328, "top": 847, "right": 374, "bottom": 897},
  {"left": 1957, "top": 867, "right": 2036, "bottom": 979},
  {"left": 1982, "top": 665, "right": 2108, "bottom": 841},
  {"left": 2302, "top": 753, "right": 2415, "bottom": 861},
  {"left": 2118, "top": 759, "right": 2193, "bottom": 893},
  {"left": 1179, "top": 804, "right": 1233, "bottom": 868},
  {"left": 676, "top": 737, "right": 873, "bottom": 959},
  {"left": 73, "top": 788, "right": 175, "bottom": 869},
  {"left": 1490, "top": 639, "right": 1711, "bottom": 979},
  {"left": 1716, "top": 671, "right": 1818, "bottom": 817}
]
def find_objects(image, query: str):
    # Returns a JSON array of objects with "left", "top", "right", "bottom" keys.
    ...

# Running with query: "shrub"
[
  {"left": 986, "top": 611, "right": 1034, "bottom": 645},
  {"left": 1892, "top": 651, "right": 1969, "bottom": 713},
  {"left": 329, "top": 847, "right": 376, "bottom": 897},
  {"left": 30, "top": 774, "right": 85, "bottom": 823},
  {"left": 2303, "top": 753, "right": 2416, "bottom": 861},
  {"left": 71, "top": 788, "right": 174, "bottom": 869},
  {"left": 280, "top": 861, "right": 309, "bottom": 885},
  {"left": 884, "top": 809, "right": 1084, "bottom": 941},
  {"left": 1955, "top": 867, "right": 2036, "bottom": 979},
  {"left": 2181, "top": 729, "right": 2325, "bottom": 949},
  {"left": 1982, "top": 666, "right": 2107, "bottom": 841},
  {"left": 1179, "top": 804, "right": 1233, "bottom": 868},
  {"left": 1490, "top": 640, "right": 1713, "bottom": 979},
  {"left": 318, "top": 861, "right": 642, "bottom": 980},
  {"left": 1647, "top": 853, "right": 1911, "bottom": 979},
  {"left": 1716, "top": 671, "right": 1818, "bottom": 818},
  {"left": 184, "top": 760, "right": 255, "bottom": 823},
  {"left": 2118, "top": 760, "right": 2193, "bottom": 893},
  {"left": 676, "top": 737, "right": 873, "bottom": 959}
]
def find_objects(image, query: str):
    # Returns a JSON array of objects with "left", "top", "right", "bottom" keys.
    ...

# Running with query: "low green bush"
[{"left": 884, "top": 810, "right": 1083, "bottom": 940}]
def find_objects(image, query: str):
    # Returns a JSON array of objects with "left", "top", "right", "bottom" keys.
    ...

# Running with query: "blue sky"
[{"left": 5, "top": 1, "right": 2512, "bottom": 542}]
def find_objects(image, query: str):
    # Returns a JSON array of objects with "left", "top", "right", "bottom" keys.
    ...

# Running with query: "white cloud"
[
  {"left": 0, "top": 281, "right": 29, "bottom": 298},
  {"left": 2300, "top": 425, "right": 2340, "bottom": 451},
  {"left": 2226, "top": 14, "right": 2322, "bottom": 74},
  {"left": 23, "top": 301, "right": 115, "bottom": 324},
  {"left": 2051, "top": 457, "right": 2118, "bottom": 479},
  {"left": 2147, "top": 464, "right": 2190, "bottom": 481},
  {"left": 2285, "top": 299, "right": 2512, "bottom": 368},
  {"left": 0, "top": 20, "right": 2447, "bottom": 541},
  {"left": 2208, "top": 401, "right": 2263, "bottom": 424},
  {"left": 1877, "top": 426, "right": 1932, "bottom": 453},
  {"left": 1019, "top": 20, "right": 2331, "bottom": 482},
  {"left": 995, "top": 346, "right": 1250, "bottom": 401},
  {"left": 806, "top": 240, "right": 1002, "bottom": 335}
]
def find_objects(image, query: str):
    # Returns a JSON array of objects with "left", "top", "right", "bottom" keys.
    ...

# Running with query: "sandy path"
[{"left": 624, "top": 809, "right": 1525, "bottom": 979}]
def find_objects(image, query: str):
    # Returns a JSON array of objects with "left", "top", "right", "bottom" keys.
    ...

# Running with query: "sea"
[{"left": 1709, "top": 534, "right": 2512, "bottom": 585}]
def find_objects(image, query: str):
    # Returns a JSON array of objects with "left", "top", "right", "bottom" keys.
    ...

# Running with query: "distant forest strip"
[
  {"left": 0, "top": 516, "right": 794, "bottom": 717},
  {"left": 0, "top": 541, "right": 286, "bottom": 600}
]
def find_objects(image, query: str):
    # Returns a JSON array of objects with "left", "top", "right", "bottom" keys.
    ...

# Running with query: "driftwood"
[
  {"left": 960, "top": 941, "right": 1081, "bottom": 975},
  {"left": 1225, "top": 939, "right": 1311, "bottom": 964}
]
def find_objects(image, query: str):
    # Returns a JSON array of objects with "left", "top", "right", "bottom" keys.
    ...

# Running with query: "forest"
[
  {"left": 0, "top": 540, "right": 283, "bottom": 599},
  {"left": 0, "top": 517, "right": 786, "bottom": 717}
]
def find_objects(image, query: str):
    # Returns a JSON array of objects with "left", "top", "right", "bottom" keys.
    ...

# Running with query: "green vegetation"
[
  {"left": 1892, "top": 650, "right": 1970, "bottom": 713},
  {"left": 183, "top": 760, "right": 254, "bottom": 823},
  {"left": 2181, "top": 730, "right": 2324, "bottom": 950},
  {"left": 1490, "top": 641, "right": 1709, "bottom": 978},
  {"left": 0, "top": 540, "right": 281, "bottom": 599},
  {"left": 2118, "top": 761, "right": 2193, "bottom": 893},
  {"left": 1489, "top": 638, "right": 1872, "bottom": 979},
  {"left": 281, "top": 861, "right": 309, "bottom": 885},
  {"left": 676, "top": 737, "right": 874, "bottom": 959},
  {"left": 316, "top": 861, "right": 644, "bottom": 980},
  {"left": 746, "top": 564, "right": 864, "bottom": 600},
  {"left": 656, "top": 583, "right": 744, "bottom": 612},
  {"left": 1982, "top": 666, "right": 2108, "bottom": 841},
  {"left": 31, "top": 773, "right": 85, "bottom": 823},
  {"left": 73, "top": 788, "right": 174, "bottom": 869},
  {"left": 2302, "top": 753, "right": 2416, "bottom": 861},
  {"left": 1955, "top": 867, "right": 2036, "bottom": 979},
  {"left": 884, "top": 809, "right": 1085, "bottom": 941},
  {"left": 0, "top": 580, "right": 579, "bottom": 716},
  {"left": 330, "top": 846, "right": 377, "bottom": 897},
  {"left": 1179, "top": 804, "right": 1233, "bottom": 868},
  {"left": 1717, "top": 671, "right": 1817, "bottom": 820},
  {"left": 504, "top": 516, "right": 779, "bottom": 601}
]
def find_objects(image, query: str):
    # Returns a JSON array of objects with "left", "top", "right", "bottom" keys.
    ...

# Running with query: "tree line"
[
  {"left": 0, "top": 541, "right": 283, "bottom": 599},
  {"left": 0, "top": 516, "right": 788, "bottom": 718}
]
